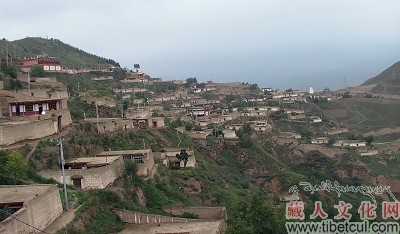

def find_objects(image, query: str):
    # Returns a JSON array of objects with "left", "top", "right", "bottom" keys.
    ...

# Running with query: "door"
[
  {"left": 16, "top": 106, "right": 20, "bottom": 116},
  {"left": 39, "top": 105, "right": 43, "bottom": 114},
  {"left": 72, "top": 178, "right": 82, "bottom": 189},
  {"left": 57, "top": 116, "right": 62, "bottom": 132}
]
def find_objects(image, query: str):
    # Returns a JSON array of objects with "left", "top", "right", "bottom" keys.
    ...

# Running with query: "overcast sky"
[{"left": 1, "top": 0, "right": 400, "bottom": 90}]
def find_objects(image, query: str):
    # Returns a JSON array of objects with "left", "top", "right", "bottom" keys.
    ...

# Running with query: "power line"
[{"left": 0, "top": 209, "right": 50, "bottom": 234}]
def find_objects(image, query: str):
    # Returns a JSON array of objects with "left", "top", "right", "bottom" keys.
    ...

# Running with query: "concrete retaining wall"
[{"left": 0, "top": 108, "right": 72, "bottom": 146}]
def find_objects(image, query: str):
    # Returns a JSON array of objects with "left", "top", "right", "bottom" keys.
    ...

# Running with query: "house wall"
[
  {"left": 39, "top": 157, "right": 124, "bottom": 189},
  {"left": 136, "top": 153, "right": 155, "bottom": 177},
  {"left": 0, "top": 185, "right": 62, "bottom": 234}
]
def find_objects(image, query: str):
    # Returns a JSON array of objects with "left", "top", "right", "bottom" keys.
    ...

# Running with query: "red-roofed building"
[{"left": 17, "top": 54, "right": 62, "bottom": 72}]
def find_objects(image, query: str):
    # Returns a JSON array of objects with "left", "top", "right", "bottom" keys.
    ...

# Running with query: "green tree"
[
  {"left": 228, "top": 193, "right": 286, "bottom": 234},
  {"left": 176, "top": 149, "right": 189, "bottom": 167},
  {"left": 5, "top": 151, "right": 28, "bottom": 184},
  {"left": 185, "top": 122, "right": 194, "bottom": 131},
  {"left": 184, "top": 77, "right": 197, "bottom": 88},
  {"left": 134, "top": 64, "right": 140, "bottom": 72},
  {"left": 364, "top": 136, "right": 374, "bottom": 145},
  {"left": 193, "top": 125, "right": 202, "bottom": 131},
  {"left": 30, "top": 65, "right": 45, "bottom": 77}
]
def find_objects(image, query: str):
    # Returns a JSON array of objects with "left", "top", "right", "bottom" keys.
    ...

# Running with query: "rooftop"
[
  {"left": 67, "top": 156, "right": 121, "bottom": 167},
  {"left": 0, "top": 184, "right": 55, "bottom": 204},
  {"left": 97, "top": 149, "right": 152, "bottom": 156}
]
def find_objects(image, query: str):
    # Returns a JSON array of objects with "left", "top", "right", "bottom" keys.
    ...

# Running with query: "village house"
[
  {"left": 285, "top": 109, "right": 304, "bottom": 115},
  {"left": 310, "top": 116, "right": 323, "bottom": 123},
  {"left": 250, "top": 121, "right": 271, "bottom": 132},
  {"left": 39, "top": 155, "right": 125, "bottom": 189},
  {"left": 358, "top": 149, "right": 379, "bottom": 156},
  {"left": 186, "top": 104, "right": 213, "bottom": 117},
  {"left": 223, "top": 130, "right": 238, "bottom": 139},
  {"left": 0, "top": 96, "right": 72, "bottom": 145},
  {"left": 90, "top": 76, "right": 113, "bottom": 81},
  {"left": 333, "top": 140, "right": 367, "bottom": 147},
  {"left": 9, "top": 98, "right": 64, "bottom": 117},
  {"left": 97, "top": 149, "right": 155, "bottom": 177},
  {"left": 311, "top": 137, "right": 329, "bottom": 144},
  {"left": 225, "top": 123, "right": 244, "bottom": 131},
  {"left": 16, "top": 54, "right": 62, "bottom": 73},
  {"left": 0, "top": 184, "right": 63, "bottom": 234},
  {"left": 280, "top": 132, "right": 302, "bottom": 139},
  {"left": 154, "top": 148, "right": 196, "bottom": 168}
]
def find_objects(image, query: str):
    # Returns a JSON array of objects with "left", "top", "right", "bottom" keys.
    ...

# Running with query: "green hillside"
[
  {"left": 362, "top": 61, "right": 400, "bottom": 85},
  {"left": 0, "top": 37, "right": 119, "bottom": 68}
]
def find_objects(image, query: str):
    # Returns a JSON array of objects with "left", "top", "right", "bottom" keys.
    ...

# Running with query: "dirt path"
[{"left": 44, "top": 205, "right": 80, "bottom": 233}]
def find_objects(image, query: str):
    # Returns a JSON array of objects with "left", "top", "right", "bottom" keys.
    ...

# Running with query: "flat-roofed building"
[
  {"left": 0, "top": 184, "right": 63, "bottom": 234},
  {"left": 154, "top": 148, "right": 196, "bottom": 168},
  {"left": 97, "top": 149, "right": 155, "bottom": 177},
  {"left": 39, "top": 155, "right": 124, "bottom": 189}
]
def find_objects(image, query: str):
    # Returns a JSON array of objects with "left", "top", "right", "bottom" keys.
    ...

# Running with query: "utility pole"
[
  {"left": 120, "top": 103, "right": 125, "bottom": 119},
  {"left": 58, "top": 140, "right": 69, "bottom": 212},
  {"left": 5, "top": 43, "right": 8, "bottom": 67},
  {"left": 77, "top": 82, "right": 80, "bottom": 96},
  {"left": 96, "top": 102, "right": 100, "bottom": 134},
  {"left": 27, "top": 72, "right": 31, "bottom": 96}
]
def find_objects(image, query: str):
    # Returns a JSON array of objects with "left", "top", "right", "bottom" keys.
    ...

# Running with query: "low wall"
[
  {"left": 114, "top": 210, "right": 203, "bottom": 224},
  {"left": 163, "top": 206, "right": 227, "bottom": 220},
  {"left": 0, "top": 185, "right": 62, "bottom": 234}
]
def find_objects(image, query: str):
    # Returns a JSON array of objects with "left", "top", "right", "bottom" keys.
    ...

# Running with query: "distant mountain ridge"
[
  {"left": 362, "top": 61, "right": 400, "bottom": 86},
  {"left": 0, "top": 37, "right": 120, "bottom": 68}
]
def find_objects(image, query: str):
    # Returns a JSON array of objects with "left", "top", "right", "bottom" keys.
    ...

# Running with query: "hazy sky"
[{"left": 1, "top": 0, "right": 400, "bottom": 90}]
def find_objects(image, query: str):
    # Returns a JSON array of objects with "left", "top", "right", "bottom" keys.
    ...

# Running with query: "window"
[
  {"left": 25, "top": 104, "right": 33, "bottom": 112},
  {"left": 133, "top": 154, "right": 144, "bottom": 163},
  {"left": 49, "top": 102, "right": 57, "bottom": 110},
  {"left": 123, "top": 154, "right": 145, "bottom": 163}
]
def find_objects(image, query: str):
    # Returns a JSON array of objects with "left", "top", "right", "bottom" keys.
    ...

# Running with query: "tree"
[
  {"left": 184, "top": 77, "right": 197, "bottom": 88},
  {"left": 134, "top": 64, "right": 140, "bottom": 72},
  {"left": 185, "top": 122, "right": 194, "bottom": 131},
  {"left": 30, "top": 65, "right": 45, "bottom": 77},
  {"left": 228, "top": 193, "right": 286, "bottom": 233},
  {"left": 5, "top": 151, "right": 28, "bottom": 185},
  {"left": 193, "top": 125, "right": 202, "bottom": 131},
  {"left": 364, "top": 136, "right": 374, "bottom": 145},
  {"left": 176, "top": 149, "right": 189, "bottom": 167}
]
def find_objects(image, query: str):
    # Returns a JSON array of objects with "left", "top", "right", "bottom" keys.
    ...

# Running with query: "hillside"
[
  {"left": 0, "top": 37, "right": 119, "bottom": 68},
  {"left": 362, "top": 61, "right": 400, "bottom": 86}
]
